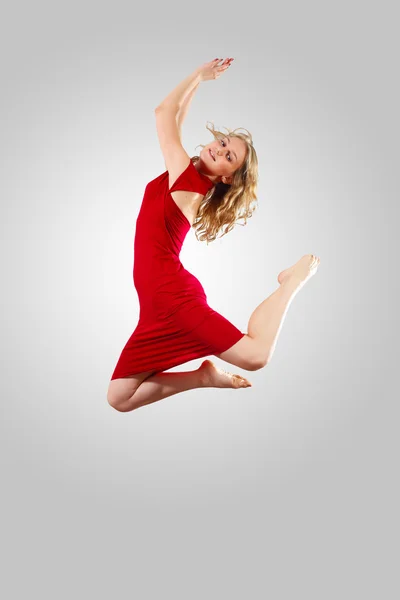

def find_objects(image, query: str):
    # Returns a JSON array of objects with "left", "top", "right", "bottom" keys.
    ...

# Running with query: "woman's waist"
[{"left": 134, "top": 266, "right": 205, "bottom": 295}]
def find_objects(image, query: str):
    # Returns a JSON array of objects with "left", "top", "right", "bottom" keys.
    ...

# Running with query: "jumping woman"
[{"left": 107, "top": 58, "right": 320, "bottom": 412}]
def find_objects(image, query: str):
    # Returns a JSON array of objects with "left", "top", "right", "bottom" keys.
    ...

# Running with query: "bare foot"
[
  {"left": 278, "top": 254, "right": 320, "bottom": 287},
  {"left": 198, "top": 359, "right": 252, "bottom": 389}
]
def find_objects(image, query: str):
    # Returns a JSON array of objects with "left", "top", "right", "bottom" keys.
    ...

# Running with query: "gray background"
[{"left": 1, "top": 0, "right": 398, "bottom": 598}]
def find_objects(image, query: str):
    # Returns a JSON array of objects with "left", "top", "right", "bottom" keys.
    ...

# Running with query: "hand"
[{"left": 196, "top": 58, "right": 234, "bottom": 82}]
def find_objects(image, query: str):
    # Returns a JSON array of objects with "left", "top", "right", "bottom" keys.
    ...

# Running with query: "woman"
[{"left": 107, "top": 58, "right": 320, "bottom": 412}]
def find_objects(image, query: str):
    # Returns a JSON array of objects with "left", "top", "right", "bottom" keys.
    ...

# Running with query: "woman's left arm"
[
  {"left": 176, "top": 82, "right": 200, "bottom": 140},
  {"left": 155, "top": 58, "right": 231, "bottom": 114},
  {"left": 156, "top": 70, "right": 202, "bottom": 115}
]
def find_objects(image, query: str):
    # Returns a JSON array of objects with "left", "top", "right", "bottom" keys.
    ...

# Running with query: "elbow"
[{"left": 155, "top": 104, "right": 178, "bottom": 114}]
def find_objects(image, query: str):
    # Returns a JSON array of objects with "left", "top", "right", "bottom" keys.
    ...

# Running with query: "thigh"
[
  {"left": 107, "top": 369, "right": 157, "bottom": 404},
  {"left": 214, "top": 334, "right": 264, "bottom": 371}
]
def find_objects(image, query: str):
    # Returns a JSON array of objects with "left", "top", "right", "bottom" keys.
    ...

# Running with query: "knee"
[
  {"left": 107, "top": 393, "right": 126, "bottom": 412},
  {"left": 248, "top": 357, "right": 268, "bottom": 371}
]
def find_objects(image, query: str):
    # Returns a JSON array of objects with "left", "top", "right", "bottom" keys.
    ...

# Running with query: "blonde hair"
[{"left": 191, "top": 121, "right": 259, "bottom": 244}]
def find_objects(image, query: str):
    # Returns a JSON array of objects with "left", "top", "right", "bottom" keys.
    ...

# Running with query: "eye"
[{"left": 220, "top": 139, "right": 232, "bottom": 161}]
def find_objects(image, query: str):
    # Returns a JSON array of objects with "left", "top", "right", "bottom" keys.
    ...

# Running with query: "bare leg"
[
  {"left": 248, "top": 278, "right": 301, "bottom": 364},
  {"left": 248, "top": 254, "right": 321, "bottom": 364},
  {"left": 113, "top": 360, "right": 252, "bottom": 412},
  {"left": 110, "top": 255, "right": 320, "bottom": 412}
]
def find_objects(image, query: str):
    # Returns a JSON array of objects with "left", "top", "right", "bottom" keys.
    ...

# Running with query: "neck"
[{"left": 192, "top": 157, "right": 220, "bottom": 184}]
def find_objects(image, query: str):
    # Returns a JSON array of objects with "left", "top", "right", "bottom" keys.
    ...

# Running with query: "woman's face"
[{"left": 198, "top": 135, "right": 248, "bottom": 184}]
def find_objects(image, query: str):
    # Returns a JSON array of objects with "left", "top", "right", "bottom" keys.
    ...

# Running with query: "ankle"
[
  {"left": 280, "top": 275, "right": 303, "bottom": 293},
  {"left": 197, "top": 367, "right": 210, "bottom": 388}
]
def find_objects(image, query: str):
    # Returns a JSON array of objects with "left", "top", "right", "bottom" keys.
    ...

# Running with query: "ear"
[{"left": 221, "top": 175, "right": 233, "bottom": 185}]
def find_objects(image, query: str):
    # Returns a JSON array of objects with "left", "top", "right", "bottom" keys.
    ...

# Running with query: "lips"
[{"left": 209, "top": 149, "right": 216, "bottom": 161}]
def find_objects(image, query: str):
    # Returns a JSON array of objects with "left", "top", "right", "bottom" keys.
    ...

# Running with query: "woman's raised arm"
[
  {"left": 155, "top": 70, "right": 202, "bottom": 114},
  {"left": 176, "top": 82, "right": 200, "bottom": 141},
  {"left": 155, "top": 58, "right": 233, "bottom": 114}
]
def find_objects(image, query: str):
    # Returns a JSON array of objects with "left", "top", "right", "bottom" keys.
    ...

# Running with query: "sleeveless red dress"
[{"left": 110, "top": 159, "right": 245, "bottom": 380}]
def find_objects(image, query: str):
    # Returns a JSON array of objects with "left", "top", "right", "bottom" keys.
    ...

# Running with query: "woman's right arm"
[{"left": 176, "top": 82, "right": 200, "bottom": 142}]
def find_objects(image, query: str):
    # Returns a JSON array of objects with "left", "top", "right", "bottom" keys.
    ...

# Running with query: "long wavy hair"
[{"left": 190, "top": 121, "right": 259, "bottom": 244}]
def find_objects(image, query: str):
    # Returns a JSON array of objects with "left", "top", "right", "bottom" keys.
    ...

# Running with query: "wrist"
[{"left": 193, "top": 69, "right": 203, "bottom": 83}]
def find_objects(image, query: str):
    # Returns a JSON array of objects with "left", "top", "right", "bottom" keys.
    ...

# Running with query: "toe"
[{"left": 234, "top": 375, "right": 251, "bottom": 388}]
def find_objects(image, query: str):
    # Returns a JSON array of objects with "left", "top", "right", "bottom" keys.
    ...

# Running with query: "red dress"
[{"left": 110, "top": 159, "right": 245, "bottom": 380}]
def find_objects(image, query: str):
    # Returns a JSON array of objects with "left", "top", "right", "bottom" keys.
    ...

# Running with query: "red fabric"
[{"left": 110, "top": 159, "right": 245, "bottom": 380}]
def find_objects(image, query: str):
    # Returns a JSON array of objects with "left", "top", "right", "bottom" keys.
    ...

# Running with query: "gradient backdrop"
[{"left": 1, "top": 0, "right": 398, "bottom": 598}]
